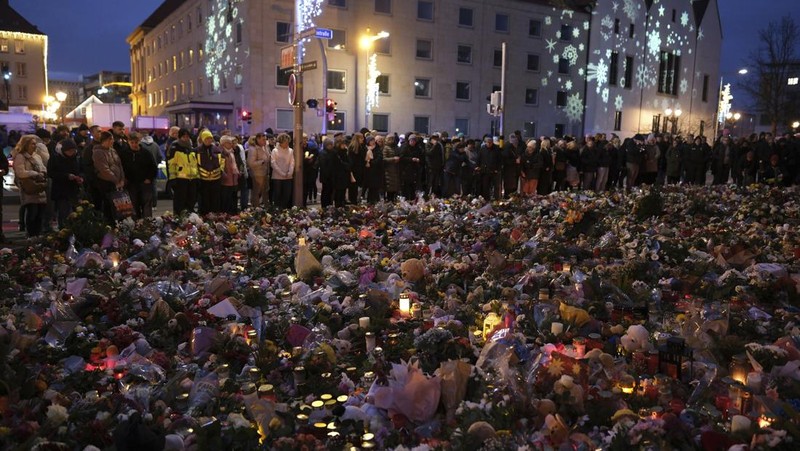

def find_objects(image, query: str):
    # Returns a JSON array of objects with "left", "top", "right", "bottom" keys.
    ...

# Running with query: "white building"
[{"left": 128, "top": 0, "right": 721, "bottom": 139}]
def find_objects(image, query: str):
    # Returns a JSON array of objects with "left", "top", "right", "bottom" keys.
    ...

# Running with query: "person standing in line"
[
  {"left": 501, "top": 133, "right": 522, "bottom": 198},
  {"left": 119, "top": 132, "right": 157, "bottom": 219},
  {"left": 318, "top": 137, "right": 335, "bottom": 208},
  {"left": 331, "top": 136, "right": 351, "bottom": 208},
  {"left": 139, "top": 132, "right": 162, "bottom": 207},
  {"left": 382, "top": 134, "right": 401, "bottom": 202},
  {"left": 13, "top": 135, "right": 48, "bottom": 237},
  {"left": 537, "top": 138, "right": 554, "bottom": 195},
  {"left": 270, "top": 133, "right": 295, "bottom": 209},
  {"left": 196, "top": 130, "right": 224, "bottom": 215},
  {"left": 425, "top": 133, "right": 445, "bottom": 197},
  {"left": 519, "top": 139, "right": 541, "bottom": 196},
  {"left": 167, "top": 128, "right": 198, "bottom": 214},
  {"left": 476, "top": 136, "right": 502, "bottom": 200},
  {"left": 247, "top": 132, "right": 270, "bottom": 208},
  {"left": 47, "top": 138, "right": 83, "bottom": 229},
  {"left": 92, "top": 131, "right": 126, "bottom": 223},
  {"left": 219, "top": 135, "right": 240, "bottom": 214},
  {"left": 399, "top": 134, "right": 424, "bottom": 199}
]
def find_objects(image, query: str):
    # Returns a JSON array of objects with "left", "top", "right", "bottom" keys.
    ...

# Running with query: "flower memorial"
[{"left": 1, "top": 184, "right": 799, "bottom": 450}]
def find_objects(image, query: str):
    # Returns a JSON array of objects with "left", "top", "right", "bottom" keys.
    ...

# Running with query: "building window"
[
  {"left": 328, "top": 0, "right": 346, "bottom": 7},
  {"left": 172, "top": 55, "right": 177, "bottom": 71},
  {"left": 197, "top": 7, "right": 203, "bottom": 25},
  {"left": 414, "top": 116, "right": 430, "bottom": 134},
  {"left": 672, "top": 9, "right": 676, "bottom": 22},
  {"left": 277, "top": 22, "right": 292, "bottom": 43},
  {"left": 0, "top": 39, "right": 8, "bottom": 52},
  {"left": 180, "top": 51, "right": 185, "bottom": 68},
  {"left": 657, "top": 50, "right": 680, "bottom": 95},
  {"left": 554, "top": 123, "right": 565, "bottom": 138},
  {"left": 523, "top": 121, "right": 536, "bottom": 138},
  {"left": 276, "top": 66, "right": 290, "bottom": 86},
  {"left": 529, "top": 19, "right": 542, "bottom": 37},
  {"left": 493, "top": 49, "right": 502, "bottom": 67},
  {"left": 459, "top": 7, "right": 473, "bottom": 27},
  {"left": 788, "top": 77, "right": 799, "bottom": 85},
  {"left": 14, "top": 40, "right": 24, "bottom": 54},
  {"left": 455, "top": 118, "right": 469, "bottom": 136},
  {"left": 374, "top": 37, "right": 390, "bottom": 55},
  {"left": 327, "top": 70, "right": 346, "bottom": 91},
  {"left": 189, "top": 80, "right": 195, "bottom": 96},
  {"left": 375, "top": 0, "right": 391, "bottom": 14},
  {"left": 376, "top": 74, "right": 389, "bottom": 94},
  {"left": 614, "top": 111, "right": 622, "bottom": 131},
  {"left": 556, "top": 91, "right": 567, "bottom": 107},
  {"left": 525, "top": 88, "right": 538, "bottom": 105},
  {"left": 614, "top": 18, "right": 620, "bottom": 34},
  {"left": 236, "top": 22, "right": 243, "bottom": 44},
  {"left": 414, "top": 78, "right": 431, "bottom": 98},
  {"left": 416, "top": 39, "right": 432, "bottom": 59},
  {"left": 17, "top": 84, "right": 27, "bottom": 100},
  {"left": 180, "top": 82, "right": 186, "bottom": 98},
  {"left": 373, "top": 113, "right": 389, "bottom": 132},
  {"left": 558, "top": 58, "right": 569, "bottom": 74},
  {"left": 198, "top": 78, "right": 203, "bottom": 96},
  {"left": 456, "top": 81, "right": 470, "bottom": 100},
  {"left": 277, "top": 108, "right": 293, "bottom": 130},
  {"left": 609, "top": 52, "right": 619, "bottom": 86},
  {"left": 560, "top": 24, "right": 572, "bottom": 42},
  {"left": 15, "top": 62, "right": 26, "bottom": 78},
  {"left": 702, "top": 74, "right": 709, "bottom": 101},
  {"left": 624, "top": 56, "right": 633, "bottom": 89},
  {"left": 174, "top": 84, "right": 179, "bottom": 100},
  {"left": 652, "top": 114, "right": 661, "bottom": 133},
  {"left": 148, "top": 93, "right": 153, "bottom": 107},
  {"left": 417, "top": 1, "right": 433, "bottom": 21},
  {"left": 165, "top": 87, "right": 171, "bottom": 103},
  {"left": 526, "top": 54, "right": 540, "bottom": 72},
  {"left": 189, "top": 48, "right": 194, "bottom": 65},
  {"left": 457, "top": 45, "right": 472, "bottom": 64},
  {"left": 187, "top": 14, "right": 192, "bottom": 32},
  {"left": 329, "top": 112, "right": 345, "bottom": 131},
  {"left": 629, "top": 24, "right": 635, "bottom": 38},
  {"left": 495, "top": 13, "right": 509, "bottom": 33},
  {"left": 329, "top": 29, "right": 346, "bottom": 49},
  {"left": 198, "top": 43, "right": 203, "bottom": 60},
  {"left": 234, "top": 65, "right": 243, "bottom": 87}
]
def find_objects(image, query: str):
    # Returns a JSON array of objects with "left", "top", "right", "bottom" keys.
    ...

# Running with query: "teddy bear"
[{"left": 400, "top": 258, "right": 425, "bottom": 283}]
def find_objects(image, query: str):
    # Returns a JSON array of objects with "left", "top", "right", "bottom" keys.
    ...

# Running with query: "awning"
[{"left": 164, "top": 101, "right": 234, "bottom": 114}]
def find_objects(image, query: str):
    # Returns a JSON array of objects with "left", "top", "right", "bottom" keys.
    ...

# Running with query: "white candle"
[
  {"left": 731, "top": 415, "right": 751, "bottom": 434},
  {"left": 298, "top": 237, "right": 306, "bottom": 246},
  {"left": 551, "top": 322, "right": 564, "bottom": 335},
  {"left": 365, "top": 332, "right": 376, "bottom": 353},
  {"left": 563, "top": 263, "right": 572, "bottom": 273},
  {"left": 359, "top": 317, "right": 370, "bottom": 329},
  {"left": 747, "top": 372, "right": 762, "bottom": 393},
  {"left": 399, "top": 295, "right": 411, "bottom": 316}
]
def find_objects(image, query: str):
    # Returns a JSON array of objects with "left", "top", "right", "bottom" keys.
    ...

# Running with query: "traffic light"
[
  {"left": 306, "top": 98, "right": 319, "bottom": 109},
  {"left": 241, "top": 110, "right": 252, "bottom": 124},
  {"left": 325, "top": 98, "right": 336, "bottom": 114}
]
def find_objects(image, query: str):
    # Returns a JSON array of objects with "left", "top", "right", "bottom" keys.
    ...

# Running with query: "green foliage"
[{"left": 635, "top": 190, "right": 664, "bottom": 221}]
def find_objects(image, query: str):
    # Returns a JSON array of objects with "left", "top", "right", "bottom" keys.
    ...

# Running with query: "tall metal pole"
[
  {"left": 317, "top": 38, "right": 328, "bottom": 136},
  {"left": 292, "top": 1, "right": 304, "bottom": 207},
  {"left": 712, "top": 76, "right": 723, "bottom": 144},
  {"left": 499, "top": 42, "right": 507, "bottom": 141}
]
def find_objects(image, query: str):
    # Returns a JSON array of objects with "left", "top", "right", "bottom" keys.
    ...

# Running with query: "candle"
[
  {"left": 399, "top": 294, "right": 411, "bottom": 316},
  {"left": 731, "top": 415, "right": 751, "bottom": 434},
  {"left": 365, "top": 332, "right": 376, "bottom": 353},
  {"left": 758, "top": 413, "right": 776, "bottom": 429},
  {"left": 562, "top": 263, "right": 571, "bottom": 273},
  {"left": 359, "top": 317, "right": 371, "bottom": 329},
  {"left": 538, "top": 288, "right": 550, "bottom": 301},
  {"left": 746, "top": 372, "right": 762, "bottom": 393},
  {"left": 246, "top": 329, "right": 258, "bottom": 346},
  {"left": 411, "top": 302, "right": 422, "bottom": 319},
  {"left": 293, "top": 366, "right": 306, "bottom": 386},
  {"left": 551, "top": 322, "right": 564, "bottom": 335},
  {"left": 298, "top": 237, "right": 306, "bottom": 246},
  {"left": 729, "top": 354, "right": 749, "bottom": 384},
  {"left": 620, "top": 375, "right": 636, "bottom": 394}
]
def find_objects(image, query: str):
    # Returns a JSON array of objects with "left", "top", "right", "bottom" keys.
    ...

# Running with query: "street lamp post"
[
  {"left": 359, "top": 30, "right": 389, "bottom": 131},
  {"left": 1, "top": 63, "right": 11, "bottom": 111},
  {"left": 664, "top": 108, "right": 682, "bottom": 135}
]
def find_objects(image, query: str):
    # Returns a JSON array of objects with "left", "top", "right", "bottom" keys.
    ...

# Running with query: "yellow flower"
[{"left": 227, "top": 224, "right": 238, "bottom": 234}]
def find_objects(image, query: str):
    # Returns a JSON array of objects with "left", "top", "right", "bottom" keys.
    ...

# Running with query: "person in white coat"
[
  {"left": 13, "top": 135, "right": 48, "bottom": 237},
  {"left": 270, "top": 133, "right": 294, "bottom": 209},
  {"left": 246, "top": 132, "right": 270, "bottom": 208}
]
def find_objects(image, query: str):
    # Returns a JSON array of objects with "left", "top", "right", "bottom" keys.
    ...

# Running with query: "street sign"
[
  {"left": 298, "top": 27, "right": 333, "bottom": 40},
  {"left": 280, "top": 45, "right": 295, "bottom": 69},
  {"left": 314, "top": 28, "right": 333, "bottom": 39},
  {"left": 300, "top": 61, "right": 317, "bottom": 72}
]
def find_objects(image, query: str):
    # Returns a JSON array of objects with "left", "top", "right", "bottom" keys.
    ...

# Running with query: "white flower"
[{"left": 47, "top": 404, "right": 69, "bottom": 425}]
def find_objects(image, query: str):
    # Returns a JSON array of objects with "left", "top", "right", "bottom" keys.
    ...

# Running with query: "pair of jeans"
[{"left": 129, "top": 182, "right": 154, "bottom": 219}]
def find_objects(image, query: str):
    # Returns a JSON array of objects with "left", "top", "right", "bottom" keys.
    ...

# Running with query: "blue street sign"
[{"left": 315, "top": 28, "right": 333, "bottom": 39}]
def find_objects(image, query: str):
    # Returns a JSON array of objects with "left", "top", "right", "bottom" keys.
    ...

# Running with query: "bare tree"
[{"left": 740, "top": 16, "right": 799, "bottom": 135}]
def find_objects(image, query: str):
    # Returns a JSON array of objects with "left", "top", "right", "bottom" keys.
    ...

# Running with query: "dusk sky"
[{"left": 10, "top": 0, "right": 800, "bottom": 105}]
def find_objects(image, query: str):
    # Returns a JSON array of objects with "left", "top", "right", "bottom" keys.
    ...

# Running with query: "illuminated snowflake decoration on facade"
[
  {"left": 623, "top": 0, "right": 638, "bottom": 23},
  {"left": 647, "top": 29, "right": 662, "bottom": 57},
  {"left": 636, "top": 65, "right": 656, "bottom": 88},
  {"left": 680, "top": 11, "right": 689, "bottom": 27},
  {"left": 204, "top": 0, "right": 247, "bottom": 92},
  {"left": 572, "top": 27, "right": 580, "bottom": 39},
  {"left": 614, "top": 95, "right": 624, "bottom": 111},
  {"left": 562, "top": 45, "right": 579, "bottom": 66},
  {"left": 297, "top": 0, "right": 324, "bottom": 34},
  {"left": 564, "top": 92, "right": 583, "bottom": 123},
  {"left": 545, "top": 16, "right": 552, "bottom": 26},
  {"left": 565, "top": 80, "right": 573, "bottom": 90},
  {"left": 600, "top": 15, "right": 614, "bottom": 41},
  {"left": 541, "top": 77, "right": 548, "bottom": 87},
  {"left": 546, "top": 39, "right": 558, "bottom": 53},
  {"left": 679, "top": 78, "right": 688, "bottom": 94},
  {"left": 601, "top": 87, "right": 609, "bottom": 104},
  {"left": 587, "top": 59, "right": 608, "bottom": 93}
]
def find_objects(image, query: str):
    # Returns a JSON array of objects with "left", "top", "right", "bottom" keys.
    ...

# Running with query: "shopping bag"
[{"left": 107, "top": 189, "right": 134, "bottom": 220}]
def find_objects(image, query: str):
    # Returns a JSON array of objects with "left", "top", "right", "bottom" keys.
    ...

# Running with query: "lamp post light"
[
  {"left": 359, "top": 30, "right": 389, "bottom": 131},
  {"left": 55, "top": 91, "right": 67, "bottom": 124},
  {"left": 792, "top": 121, "right": 799, "bottom": 131},
  {"left": 1, "top": 63, "right": 10, "bottom": 111},
  {"left": 665, "top": 108, "right": 682, "bottom": 135}
]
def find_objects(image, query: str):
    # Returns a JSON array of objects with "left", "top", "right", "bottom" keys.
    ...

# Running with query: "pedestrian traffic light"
[
  {"left": 325, "top": 98, "right": 336, "bottom": 114},
  {"left": 306, "top": 98, "right": 319, "bottom": 109},
  {"left": 241, "top": 110, "right": 252, "bottom": 124}
]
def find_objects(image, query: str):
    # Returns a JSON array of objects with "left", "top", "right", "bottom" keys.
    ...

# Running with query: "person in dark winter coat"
[
  {"left": 579, "top": 137, "right": 599, "bottom": 190},
  {"left": 47, "top": 139, "right": 83, "bottom": 228},
  {"left": 444, "top": 141, "right": 468, "bottom": 196},
  {"left": 399, "top": 134, "right": 424, "bottom": 199},
  {"left": 520, "top": 139, "right": 542, "bottom": 195},
  {"left": 477, "top": 136, "right": 502, "bottom": 200},
  {"left": 139, "top": 133, "right": 163, "bottom": 207},
  {"left": 318, "top": 137, "right": 335, "bottom": 208},
  {"left": 425, "top": 134, "right": 445, "bottom": 197},
  {"left": 624, "top": 135, "right": 646, "bottom": 191},
  {"left": 382, "top": 135, "right": 401, "bottom": 201},
  {"left": 120, "top": 132, "right": 158, "bottom": 219},
  {"left": 362, "top": 135, "right": 385, "bottom": 203},
  {"left": 711, "top": 136, "right": 735, "bottom": 185},
  {"left": 537, "top": 139, "right": 554, "bottom": 195},
  {"left": 683, "top": 136, "right": 710, "bottom": 185},
  {"left": 331, "top": 137, "right": 352, "bottom": 208},
  {"left": 501, "top": 133, "right": 523, "bottom": 197}
]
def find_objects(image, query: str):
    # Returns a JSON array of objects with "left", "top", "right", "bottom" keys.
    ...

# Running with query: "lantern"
[
  {"left": 399, "top": 293, "right": 411, "bottom": 316},
  {"left": 619, "top": 374, "right": 636, "bottom": 395},
  {"left": 729, "top": 354, "right": 749, "bottom": 385},
  {"left": 659, "top": 336, "right": 686, "bottom": 379}
]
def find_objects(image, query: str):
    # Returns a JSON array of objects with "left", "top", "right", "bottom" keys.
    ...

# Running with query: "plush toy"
[
  {"left": 400, "top": 258, "right": 425, "bottom": 283},
  {"left": 621, "top": 324, "right": 651, "bottom": 353},
  {"left": 559, "top": 302, "right": 591, "bottom": 328},
  {"left": 553, "top": 375, "right": 584, "bottom": 412}
]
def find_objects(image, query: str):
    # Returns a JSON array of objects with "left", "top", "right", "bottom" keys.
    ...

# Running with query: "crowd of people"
[{"left": 1, "top": 122, "right": 798, "bottom": 243}]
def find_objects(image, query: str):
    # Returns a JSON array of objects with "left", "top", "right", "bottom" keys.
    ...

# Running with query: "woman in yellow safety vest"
[{"left": 167, "top": 128, "right": 199, "bottom": 214}]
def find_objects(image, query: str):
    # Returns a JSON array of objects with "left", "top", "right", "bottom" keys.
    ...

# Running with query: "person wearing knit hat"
[
  {"left": 167, "top": 128, "right": 199, "bottom": 214},
  {"left": 196, "top": 129, "right": 224, "bottom": 214}
]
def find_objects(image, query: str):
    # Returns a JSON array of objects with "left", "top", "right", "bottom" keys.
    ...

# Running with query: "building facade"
[
  {"left": 129, "top": 0, "right": 721, "bottom": 139},
  {"left": 0, "top": 0, "right": 48, "bottom": 113}
]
